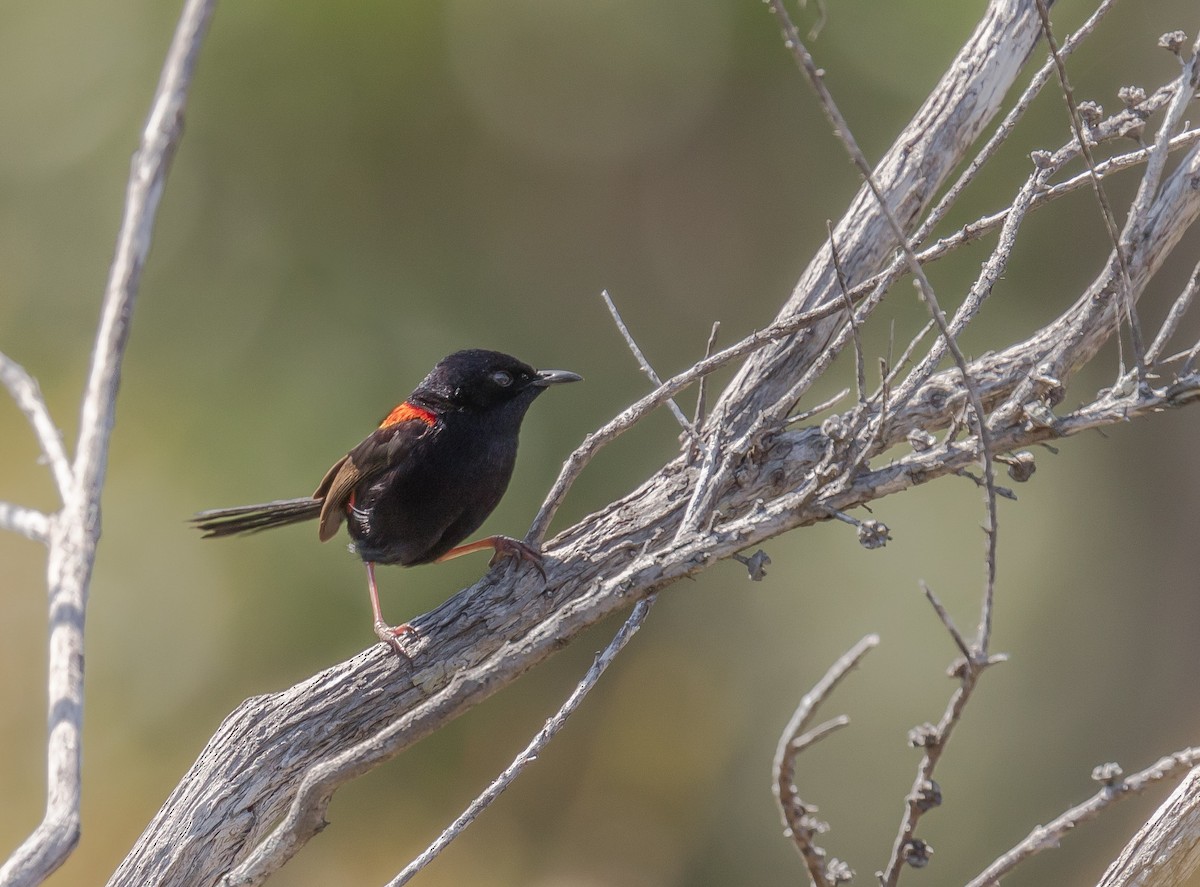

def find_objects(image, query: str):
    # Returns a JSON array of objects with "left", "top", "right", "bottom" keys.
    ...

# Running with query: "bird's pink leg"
[{"left": 367, "top": 561, "right": 415, "bottom": 654}]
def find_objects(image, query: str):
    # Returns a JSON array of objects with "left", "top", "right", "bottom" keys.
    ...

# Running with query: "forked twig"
[
  {"left": 601, "top": 289, "right": 695, "bottom": 438},
  {"left": 774, "top": 635, "right": 879, "bottom": 885}
]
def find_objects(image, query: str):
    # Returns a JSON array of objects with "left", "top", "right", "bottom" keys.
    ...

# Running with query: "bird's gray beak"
[{"left": 534, "top": 368, "right": 583, "bottom": 386}]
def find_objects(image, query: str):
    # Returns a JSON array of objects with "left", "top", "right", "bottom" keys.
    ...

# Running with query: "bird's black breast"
[{"left": 346, "top": 417, "right": 520, "bottom": 566}]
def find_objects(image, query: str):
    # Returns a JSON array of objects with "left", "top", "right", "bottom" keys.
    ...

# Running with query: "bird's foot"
[
  {"left": 487, "top": 535, "right": 547, "bottom": 579},
  {"left": 374, "top": 620, "right": 418, "bottom": 657}
]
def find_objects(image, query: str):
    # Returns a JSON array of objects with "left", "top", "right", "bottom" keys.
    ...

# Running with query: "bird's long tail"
[{"left": 191, "top": 497, "right": 322, "bottom": 537}]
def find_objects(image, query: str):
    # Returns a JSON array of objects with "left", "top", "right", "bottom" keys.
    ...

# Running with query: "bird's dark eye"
[{"left": 490, "top": 370, "right": 513, "bottom": 387}]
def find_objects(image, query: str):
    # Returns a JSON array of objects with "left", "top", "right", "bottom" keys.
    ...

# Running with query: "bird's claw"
[
  {"left": 374, "top": 620, "right": 417, "bottom": 657},
  {"left": 488, "top": 535, "right": 547, "bottom": 580}
]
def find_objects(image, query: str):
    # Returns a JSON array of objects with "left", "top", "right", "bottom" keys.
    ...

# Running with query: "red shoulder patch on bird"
[{"left": 379, "top": 401, "right": 437, "bottom": 429}]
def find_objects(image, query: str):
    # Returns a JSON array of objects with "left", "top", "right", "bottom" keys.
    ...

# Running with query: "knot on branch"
[
  {"left": 995, "top": 451, "right": 1036, "bottom": 482},
  {"left": 907, "top": 723, "right": 940, "bottom": 750},
  {"left": 1157, "top": 30, "right": 1188, "bottom": 55},
  {"left": 1091, "top": 761, "right": 1125, "bottom": 787},
  {"left": 900, "top": 837, "right": 933, "bottom": 869},
  {"left": 911, "top": 778, "right": 943, "bottom": 812}
]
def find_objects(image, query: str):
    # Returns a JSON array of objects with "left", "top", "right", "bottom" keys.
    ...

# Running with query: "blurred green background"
[{"left": 2, "top": 0, "right": 1199, "bottom": 884}]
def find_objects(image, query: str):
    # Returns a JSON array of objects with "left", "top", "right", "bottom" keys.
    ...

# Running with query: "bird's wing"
[{"left": 313, "top": 419, "right": 434, "bottom": 542}]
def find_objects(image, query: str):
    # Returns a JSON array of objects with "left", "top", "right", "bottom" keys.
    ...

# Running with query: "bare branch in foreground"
[
  {"left": 0, "top": 1, "right": 215, "bottom": 884},
  {"left": 774, "top": 634, "right": 879, "bottom": 886},
  {"left": 967, "top": 753, "right": 1200, "bottom": 887},
  {"left": 385, "top": 594, "right": 657, "bottom": 887}
]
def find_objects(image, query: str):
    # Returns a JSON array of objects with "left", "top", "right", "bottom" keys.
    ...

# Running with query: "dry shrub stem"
[{"left": 773, "top": 635, "right": 879, "bottom": 886}]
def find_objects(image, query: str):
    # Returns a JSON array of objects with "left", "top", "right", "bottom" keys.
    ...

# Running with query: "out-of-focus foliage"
[{"left": 1, "top": 1, "right": 1198, "bottom": 885}]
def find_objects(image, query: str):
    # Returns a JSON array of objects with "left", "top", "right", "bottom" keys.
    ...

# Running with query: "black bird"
[{"left": 192, "top": 349, "right": 581, "bottom": 650}]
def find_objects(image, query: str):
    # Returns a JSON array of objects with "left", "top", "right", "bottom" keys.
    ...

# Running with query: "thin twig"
[
  {"left": 388, "top": 595, "right": 657, "bottom": 886},
  {"left": 828, "top": 221, "right": 865, "bottom": 405},
  {"left": 966, "top": 750, "right": 1200, "bottom": 887},
  {"left": 879, "top": 589, "right": 1006, "bottom": 887},
  {"left": 601, "top": 290, "right": 695, "bottom": 438},
  {"left": 765, "top": 0, "right": 1000, "bottom": 656},
  {"left": 873, "top": 321, "right": 934, "bottom": 399},
  {"left": 0, "top": 1, "right": 215, "bottom": 884},
  {"left": 526, "top": 289, "right": 901, "bottom": 544},
  {"left": 1119, "top": 32, "right": 1200, "bottom": 257},
  {"left": 920, "top": 582, "right": 971, "bottom": 662},
  {"left": 1126, "top": 36, "right": 1200, "bottom": 369},
  {"left": 848, "top": 126, "right": 1200, "bottom": 315},
  {"left": 1033, "top": 0, "right": 1147, "bottom": 382},
  {"left": 786, "top": 387, "right": 851, "bottom": 426},
  {"left": 1182, "top": 339, "right": 1200, "bottom": 376},
  {"left": 1147, "top": 257, "right": 1200, "bottom": 366},
  {"left": 0, "top": 352, "right": 72, "bottom": 500},
  {"left": 890, "top": 161, "right": 1054, "bottom": 413},
  {"left": 693, "top": 321, "right": 721, "bottom": 433},
  {"left": 774, "top": 634, "right": 879, "bottom": 886}
]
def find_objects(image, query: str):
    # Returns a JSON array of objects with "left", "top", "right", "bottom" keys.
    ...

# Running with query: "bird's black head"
[{"left": 412, "top": 349, "right": 582, "bottom": 414}]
